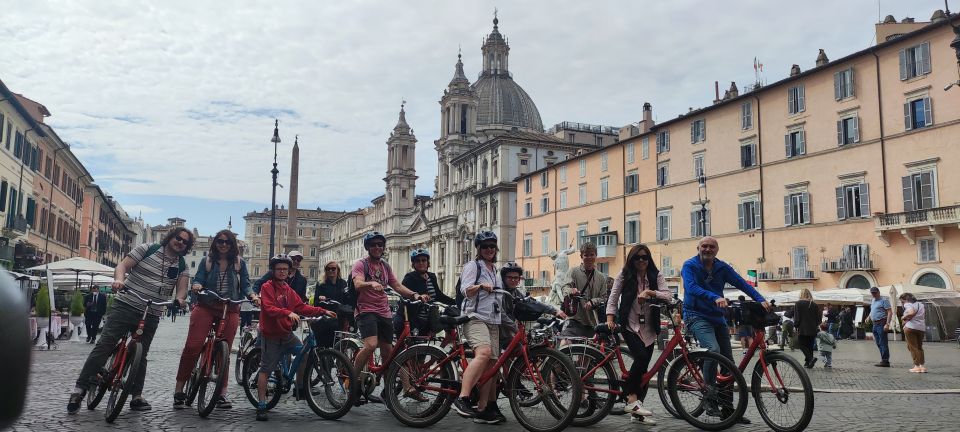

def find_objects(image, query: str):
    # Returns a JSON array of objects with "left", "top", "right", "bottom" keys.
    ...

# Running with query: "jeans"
[
  {"left": 75, "top": 303, "right": 159, "bottom": 396},
  {"left": 872, "top": 323, "right": 889, "bottom": 362},
  {"left": 685, "top": 317, "right": 733, "bottom": 389},
  {"left": 819, "top": 351, "right": 832, "bottom": 367}
]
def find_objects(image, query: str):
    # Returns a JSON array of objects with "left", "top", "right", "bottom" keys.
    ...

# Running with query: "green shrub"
[
  {"left": 106, "top": 295, "right": 115, "bottom": 312},
  {"left": 70, "top": 290, "right": 85, "bottom": 316},
  {"left": 36, "top": 284, "right": 51, "bottom": 317}
]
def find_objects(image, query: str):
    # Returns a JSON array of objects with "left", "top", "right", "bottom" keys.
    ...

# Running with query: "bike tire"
[
  {"left": 304, "top": 348, "right": 358, "bottom": 419},
  {"left": 667, "top": 350, "right": 748, "bottom": 432},
  {"left": 241, "top": 348, "right": 283, "bottom": 410},
  {"left": 184, "top": 357, "right": 201, "bottom": 406},
  {"left": 559, "top": 344, "right": 616, "bottom": 427},
  {"left": 506, "top": 347, "right": 582, "bottom": 432},
  {"left": 197, "top": 340, "right": 230, "bottom": 417},
  {"left": 105, "top": 341, "right": 142, "bottom": 423},
  {"left": 751, "top": 351, "right": 814, "bottom": 432},
  {"left": 656, "top": 349, "right": 681, "bottom": 419},
  {"left": 383, "top": 344, "right": 455, "bottom": 428},
  {"left": 235, "top": 333, "right": 253, "bottom": 385},
  {"left": 86, "top": 345, "right": 120, "bottom": 410}
]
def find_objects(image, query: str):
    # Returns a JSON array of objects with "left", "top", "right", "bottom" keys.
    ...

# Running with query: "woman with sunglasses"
[
  {"left": 173, "top": 230, "right": 259, "bottom": 410},
  {"left": 605, "top": 244, "right": 671, "bottom": 425}
]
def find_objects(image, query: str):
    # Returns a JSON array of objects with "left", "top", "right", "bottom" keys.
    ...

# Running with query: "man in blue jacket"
[{"left": 682, "top": 236, "right": 769, "bottom": 424}]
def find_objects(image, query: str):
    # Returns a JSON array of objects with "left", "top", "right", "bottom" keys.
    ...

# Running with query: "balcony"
[
  {"left": 820, "top": 254, "right": 879, "bottom": 273},
  {"left": 581, "top": 231, "right": 617, "bottom": 258},
  {"left": 875, "top": 205, "right": 960, "bottom": 246},
  {"left": 662, "top": 267, "right": 679, "bottom": 280},
  {"left": 758, "top": 267, "right": 817, "bottom": 281}
]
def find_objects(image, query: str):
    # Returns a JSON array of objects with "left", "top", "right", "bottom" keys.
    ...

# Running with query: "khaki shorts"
[{"left": 464, "top": 319, "right": 500, "bottom": 359}]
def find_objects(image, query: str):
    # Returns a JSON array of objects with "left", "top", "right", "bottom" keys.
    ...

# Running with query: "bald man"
[{"left": 681, "top": 236, "right": 769, "bottom": 424}]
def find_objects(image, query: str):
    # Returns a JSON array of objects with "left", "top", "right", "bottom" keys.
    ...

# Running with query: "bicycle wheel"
[
  {"left": 86, "top": 345, "right": 119, "bottom": 410},
  {"left": 656, "top": 348, "right": 681, "bottom": 419},
  {"left": 235, "top": 333, "right": 253, "bottom": 385},
  {"left": 751, "top": 351, "right": 814, "bottom": 432},
  {"left": 383, "top": 344, "right": 455, "bottom": 428},
  {"left": 667, "top": 350, "right": 747, "bottom": 431},
  {"left": 559, "top": 344, "right": 616, "bottom": 427},
  {"left": 506, "top": 347, "right": 582, "bottom": 432},
  {"left": 241, "top": 348, "right": 283, "bottom": 410},
  {"left": 304, "top": 348, "right": 358, "bottom": 419},
  {"left": 197, "top": 340, "right": 230, "bottom": 417},
  {"left": 105, "top": 341, "right": 142, "bottom": 423}
]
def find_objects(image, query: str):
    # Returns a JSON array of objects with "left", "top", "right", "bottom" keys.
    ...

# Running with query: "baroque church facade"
[{"left": 318, "top": 17, "right": 609, "bottom": 295}]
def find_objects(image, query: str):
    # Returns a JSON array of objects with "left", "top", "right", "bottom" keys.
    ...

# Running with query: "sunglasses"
[
  {"left": 413, "top": 258, "right": 429, "bottom": 263},
  {"left": 368, "top": 243, "right": 385, "bottom": 248},
  {"left": 173, "top": 236, "right": 191, "bottom": 244},
  {"left": 215, "top": 239, "right": 231, "bottom": 245},
  {"left": 479, "top": 243, "right": 497, "bottom": 250},
  {"left": 324, "top": 267, "right": 338, "bottom": 272},
  {"left": 632, "top": 254, "right": 650, "bottom": 262},
  {"left": 292, "top": 257, "right": 303, "bottom": 261}
]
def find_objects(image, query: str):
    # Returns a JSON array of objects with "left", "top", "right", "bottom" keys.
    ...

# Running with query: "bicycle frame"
[
  {"left": 361, "top": 298, "right": 429, "bottom": 375},
  {"left": 737, "top": 328, "right": 785, "bottom": 395},
  {"left": 108, "top": 291, "right": 175, "bottom": 390},
  {"left": 198, "top": 293, "right": 247, "bottom": 383}
]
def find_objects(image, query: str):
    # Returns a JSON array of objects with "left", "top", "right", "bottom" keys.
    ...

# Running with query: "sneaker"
[
  {"left": 489, "top": 404, "right": 507, "bottom": 424},
  {"left": 256, "top": 408, "right": 268, "bottom": 421},
  {"left": 909, "top": 366, "right": 922, "bottom": 373},
  {"left": 919, "top": 366, "right": 928, "bottom": 373},
  {"left": 67, "top": 391, "right": 86, "bottom": 414},
  {"left": 129, "top": 397, "right": 152, "bottom": 411},
  {"left": 173, "top": 392, "right": 187, "bottom": 409},
  {"left": 704, "top": 401, "right": 722, "bottom": 418},
  {"left": 473, "top": 406, "right": 501, "bottom": 424},
  {"left": 453, "top": 396, "right": 480, "bottom": 418},
  {"left": 215, "top": 395, "right": 232, "bottom": 409},
  {"left": 631, "top": 414, "right": 657, "bottom": 426},
  {"left": 737, "top": 416, "right": 753, "bottom": 425},
  {"left": 626, "top": 400, "right": 653, "bottom": 416},
  {"left": 875, "top": 361, "right": 890, "bottom": 367}
]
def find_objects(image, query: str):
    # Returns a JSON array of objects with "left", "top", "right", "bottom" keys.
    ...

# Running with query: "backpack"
[
  {"left": 454, "top": 260, "right": 483, "bottom": 309},
  {"left": 145, "top": 243, "right": 187, "bottom": 275}
]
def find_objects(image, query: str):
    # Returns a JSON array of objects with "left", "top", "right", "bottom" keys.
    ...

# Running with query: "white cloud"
[{"left": 121, "top": 204, "right": 163, "bottom": 216}]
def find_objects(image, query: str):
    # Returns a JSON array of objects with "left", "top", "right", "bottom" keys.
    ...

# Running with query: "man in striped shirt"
[{"left": 67, "top": 227, "right": 193, "bottom": 414}]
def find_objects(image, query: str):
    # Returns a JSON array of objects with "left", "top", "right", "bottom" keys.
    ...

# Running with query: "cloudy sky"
[{"left": 0, "top": 0, "right": 948, "bottom": 237}]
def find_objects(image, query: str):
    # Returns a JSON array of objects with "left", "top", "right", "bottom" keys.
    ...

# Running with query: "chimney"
[
  {"left": 638, "top": 102, "right": 654, "bottom": 133},
  {"left": 713, "top": 81, "right": 721, "bottom": 104},
  {"left": 815, "top": 49, "right": 829, "bottom": 67},
  {"left": 900, "top": 17, "right": 915, "bottom": 23},
  {"left": 790, "top": 64, "right": 801, "bottom": 76},
  {"left": 883, "top": 15, "right": 896, "bottom": 23},
  {"left": 728, "top": 81, "right": 739, "bottom": 98}
]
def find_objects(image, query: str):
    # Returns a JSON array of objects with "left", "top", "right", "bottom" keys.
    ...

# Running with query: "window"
[
  {"left": 656, "top": 131, "right": 670, "bottom": 153},
  {"left": 904, "top": 96, "right": 933, "bottom": 130},
  {"left": 656, "top": 210, "right": 671, "bottom": 241},
  {"left": 690, "top": 119, "right": 706, "bottom": 143},
  {"left": 738, "top": 199, "right": 761, "bottom": 231},
  {"left": 559, "top": 165, "right": 566, "bottom": 183},
  {"left": 784, "top": 191, "right": 811, "bottom": 226},
  {"left": 916, "top": 272, "right": 946, "bottom": 288},
  {"left": 559, "top": 190, "right": 567, "bottom": 209},
  {"left": 837, "top": 115, "right": 860, "bottom": 145},
  {"left": 540, "top": 195, "right": 549, "bottom": 213},
  {"left": 785, "top": 129, "right": 806, "bottom": 158},
  {"left": 693, "top": 153, "right": 705, "bottom": 182},
  {"left": 597, "top": 262, "right": 609, "bottom": 275},
  {"left": 642, "top": 137, "right": 650, "bottom": 159},
  {"left": 902, "top": 171, "right": 935, "bottom": 211},
  {"left": 836, "top": 183, "right": 870, "bottom": 219},
  {"left": 254, "top": 265, "right": 261, "bottom": 277},
  {"left": 834, "top": 68, "right": 855, "bottom": 100},
  {"left": 312, "top": 229, "right": 317, "bottom": 237},
  {"left": 256, "top": 225, "right": 262, "bottom": 234},
  {"left": 579, "top": 159, "right": 586, "bottom": 178},
  {"left": 524, "top": 177, "right": 531, "bottom": 193},
  {"left": 792, "top": 247, "right": 809, "bottom": 278},
  {"left": 491, "top": 199, "right": 498, "bottom": 223},
  {"left": 741, "top": 102, "right": 753, "bottom": 130},
  {"left": 255, "top": 243, "right": 262, "bottom": 257},
  {"left": 524, "top": 201, "right": 532, "bottom": 218},
  {"left": 559, "top": 228, "right": 568, "bottom": 248},
  {"left": 541, "top": 231, "right": 550, "bottom": 254},
  {"left": 600, "top": 152, "right": 608, "bottom": 171},
  {"left": 310, "top": 266, "right": 318, "bottom": 279},
  {"left": 540, "top": 172, "right": 549, "bottom": 188},
  {"left": 522, "top": 234, "right": 532, "bottom": 257},
  {"left": 899, "top": 42, "right": 931, "bottom": 80},
  {"left": 690, "top": 206, "right": 710, "bottom": 237},
  {"left": 298, "top": 228, "right": 303, "bottom": 236},
  {"left": 578, "top": 184, "right": 586, "bottom": 205},
  {"left": 661, "top": 256, "right": 673, "bottom": 273},
  {"left": 625, "top": 170, "right": 639, "bottom": 194},
  {"left": 787, "top": 85, "right": 805, "bottom": 115},
  {"left": 595, "top": 136, "right": 603, "bottom": 147},
  {"left": 740, "top": 142, "right": 757, "bottom": 168},
  {"left": 657, "top": 163, "right": 669, "bottom": 187},
  {"left": 597, "top": 178, "right": 608, "bottom": 200},
  {"left": 576, "top": 223, "right": 588, "bottom": 247},
  {"left": 568, "top": 133, "right": 575, "bottom": 143},
  {"left": 626, "top": 143, "right": 635, "bottom": 164},
  {"left": 625, "top": 216, "right": 639, "bottom": 244}
]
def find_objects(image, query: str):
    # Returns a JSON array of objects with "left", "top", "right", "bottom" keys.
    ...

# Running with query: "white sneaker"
[
  {"left": 626, "top": 400, "right": 653, "bottom": 416},
  {"left": 631, "top": 414, "right": 657, "bottom": 426}
]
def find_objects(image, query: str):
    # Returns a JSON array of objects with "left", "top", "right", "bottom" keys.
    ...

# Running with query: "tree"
[
  {"left": 70, "top": 290, "right": 85, "bottom": 316},
  {"left": 35, "top": 284, "right": 51, "bottom": 318}
]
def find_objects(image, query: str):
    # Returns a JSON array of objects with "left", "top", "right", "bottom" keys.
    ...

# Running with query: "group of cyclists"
[{"left": 65, "top": 224, "right": 773, "bottom": 429}]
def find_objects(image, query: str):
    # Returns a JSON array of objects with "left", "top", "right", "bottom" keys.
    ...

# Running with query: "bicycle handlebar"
[
  {"left": 196, "top": 289, "right": 250, "bottom": 305},
  {"left": 119, "top": 288, "right": 177, "bottom": 307}
]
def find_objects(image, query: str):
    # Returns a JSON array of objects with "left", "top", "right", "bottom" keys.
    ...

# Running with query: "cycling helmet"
[
  {"left": 474, "top": 230, "right": 498, "bottom": 248},
  {"left": 363, "top": 231, "right": 386, "bottom": 249},
  {"left": 410, "top": 248, "right": 430, "bottom": 260},
  {"left": 269, "top": 254, "right": 294, "bottom": 270},
  {"left": 500, "top": 261, "right": 524, "bottom": 277}
]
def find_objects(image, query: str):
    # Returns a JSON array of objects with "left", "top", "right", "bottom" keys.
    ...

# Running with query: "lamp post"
[{"left": 269, "top": 120, "right": 281, "bottom": 259}]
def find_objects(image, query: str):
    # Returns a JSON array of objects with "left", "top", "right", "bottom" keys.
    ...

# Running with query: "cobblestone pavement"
[{"left": 11, "top": 318, "right": 960, "bottom": 431}]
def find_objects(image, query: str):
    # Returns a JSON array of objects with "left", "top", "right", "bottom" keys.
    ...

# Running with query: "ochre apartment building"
[{"left": 515, "top": 13, "right": 960, "bottom": 295}]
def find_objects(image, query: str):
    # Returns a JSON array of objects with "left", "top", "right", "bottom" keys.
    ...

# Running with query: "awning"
[{"left": 25, "top": 256, "right": 114, "bottom": 274}]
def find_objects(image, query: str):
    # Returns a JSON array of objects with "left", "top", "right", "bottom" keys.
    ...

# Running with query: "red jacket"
[{"left": 259, "top": 279, "right": 328, "bottom": 339}]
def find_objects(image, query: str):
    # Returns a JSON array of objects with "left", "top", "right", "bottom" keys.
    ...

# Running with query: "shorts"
[
  {"left": 464, "top": 319, "right": 500, "bottom": 359},
  {"left": 357, "top": 312, "right": 394, "bottom": 343},
  {"left": 737, "top": 325, "right": 755, "bottom": 338},
  {"left": 259, "top": 333, "right": 302, "bottom": 374},
  {"left": 559, "top": 320, "right": 595, "bottom": 338}
]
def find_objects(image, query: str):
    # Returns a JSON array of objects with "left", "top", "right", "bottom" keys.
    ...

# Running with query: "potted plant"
[
  {"left": 35, "top": 284, "right": 52, "bottom": 337},
  {"left": 69, "top": 290, "right": 86, "bottom": 341}
]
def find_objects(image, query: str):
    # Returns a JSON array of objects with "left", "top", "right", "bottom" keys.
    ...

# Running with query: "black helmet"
[
  {"left": 474, "top": 230, "right": 497, "bottom": 248},
  {"left": 410, "top": 248, "right": 430, "bottom": 260},
  {"left": 269, "top": 254, "right": 294, "bottom": 270},
  {"left": 500, "top": 261, "right": 523, "bottom": 277},
  {"left": 363, "top": 231, "right": 386, "bottom": 249}
]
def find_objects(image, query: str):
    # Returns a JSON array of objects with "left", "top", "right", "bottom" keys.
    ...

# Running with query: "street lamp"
[{"left": 269, "top": 119, "right": 281, "bottom": 259}]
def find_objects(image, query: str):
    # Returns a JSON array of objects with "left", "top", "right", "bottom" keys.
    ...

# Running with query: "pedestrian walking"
[
  {"left": 781, "top": 309, "right": 796, "bottom": 350},
  {"left": 825, "top": 305, "right": 839, "bottom": 338},
  {"left": 793, "top": 288, "right": 821, "bottom": 368},
  {"left": 83, "top": 286, "right": 106, "bottom": 344},
  {"left": 816, "top": 323, "right": 836, "bottom": 368},
  {"left": 899, "top": 293, "right": 927, "bottom": 373},
  {"left": 838, "top": 306, "right": 855, "bottom": 339},
  {"left": 868, "top": 286, "right": 893, "bottom": 367}
]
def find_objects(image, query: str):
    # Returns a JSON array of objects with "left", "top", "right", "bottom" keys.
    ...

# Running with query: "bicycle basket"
[{"left": 741, "top": 302, "right": 780, "bottom": 328}]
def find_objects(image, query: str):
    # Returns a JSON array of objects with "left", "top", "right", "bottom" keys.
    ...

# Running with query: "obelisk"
[{"left": 284, "top": 136, "right": 300, "bottom": 253}]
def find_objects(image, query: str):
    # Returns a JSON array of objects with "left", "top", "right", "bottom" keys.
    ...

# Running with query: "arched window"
[
  {"left": 844, "top": 274, "right": 871, "bottom": 289},
  {"left": 916, "top": 272, "right": 946, "bottom": 289},
  {"left": 481, "top": 160, "right": 489, "bottom": 186}
]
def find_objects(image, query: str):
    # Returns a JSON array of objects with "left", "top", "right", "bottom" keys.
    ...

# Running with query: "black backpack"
[{"left": 454, "top": 260, "right": 483, "bottom": 309}]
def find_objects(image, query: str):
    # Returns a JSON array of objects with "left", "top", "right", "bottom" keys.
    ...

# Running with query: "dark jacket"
[
  {"left": 313, "top": 278, "right": 351, "bottom": 306},
  {"left": 255, "top": 269, "right": 308, "bottom": 303},
  {"left": 793, "top": 299, "right": 821, "bottom": 336},
  {"left": 401, "top": 271, "right": 455, "bottom": 306},
  {"left": 84, "top": 292, "right": 107, "bottom": 318}
]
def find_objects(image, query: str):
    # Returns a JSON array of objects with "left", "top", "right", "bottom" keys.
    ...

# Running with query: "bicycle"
[
  {"left": 240, "top": 313, "right": 358, "bottom": 419},
  {"left": 182, "top": 290, "right": 249, "bottom": 417},
  {"left": 561, "top": 298, "right": 747, "bottom": 431},
  {"left": 84, "top": 289, "right": 177, "bottom": 423},
  {"left": 383, "top": 289, "right": 583, "bottom": 432},
  {"left": 234, "top": 316, "right": 260, "bottom": 386}
]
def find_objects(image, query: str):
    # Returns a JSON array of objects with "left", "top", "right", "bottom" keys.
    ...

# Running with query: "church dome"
[{"left": 472, "top": 73, "right": 544, "bottom": 133}]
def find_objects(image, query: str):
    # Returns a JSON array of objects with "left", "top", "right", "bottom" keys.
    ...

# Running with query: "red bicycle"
[
  {"left": 183, "top": 290, "right": 249, "bottom": 417},
  {"left": 84, "top": 289, "right": 177, "bottom": 423}
]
